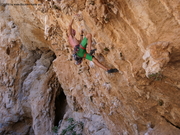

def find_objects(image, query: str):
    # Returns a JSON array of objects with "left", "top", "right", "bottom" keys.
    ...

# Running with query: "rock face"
[
  {"left": 0, "top": 0, "right": 180, "bottom": 135},
  {"left": 143, "top": 41, "right": 172, "bottom": 77}
]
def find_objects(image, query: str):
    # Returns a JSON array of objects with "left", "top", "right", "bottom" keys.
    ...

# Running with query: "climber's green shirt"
[{"left": 76, "top": 37, "right": 93, "bottom": 61}]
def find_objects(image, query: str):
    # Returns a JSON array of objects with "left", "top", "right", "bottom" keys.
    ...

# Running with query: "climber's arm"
[
  {"left": 79, "top": 30, "right": 84, "bottom": 42},
  {"left": 68, "top": 19, "right": 74, "bottom": 36}
]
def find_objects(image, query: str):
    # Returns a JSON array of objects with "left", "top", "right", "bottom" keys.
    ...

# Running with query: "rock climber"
[{"left": 68, "top": 18, "right": 118, "bottom": 73}]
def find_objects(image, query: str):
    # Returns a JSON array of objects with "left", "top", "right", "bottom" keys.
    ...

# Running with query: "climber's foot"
[
  {"left": 107, "top": 68, "right": 119, "bottom": 73},
  {"left": 90, "top": 49, "right": 97, "bottom": 56}
]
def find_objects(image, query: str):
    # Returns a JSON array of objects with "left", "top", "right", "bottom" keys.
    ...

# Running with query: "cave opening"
[{"left": 54, "top": 88, "right": 68, "bottom": 126}]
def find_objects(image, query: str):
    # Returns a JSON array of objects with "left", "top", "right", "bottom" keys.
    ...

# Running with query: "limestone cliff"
[{"left": 0, "top": 0, "right": 180, "bottom": 135}]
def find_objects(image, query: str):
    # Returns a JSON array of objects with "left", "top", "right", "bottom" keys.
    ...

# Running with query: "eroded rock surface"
[{"left": 143, "top": 41, "right": 172, "bottom": 77}]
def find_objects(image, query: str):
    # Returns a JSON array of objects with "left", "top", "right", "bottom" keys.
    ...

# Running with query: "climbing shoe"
[
  {"left": 90, "top": 49, "right": 97, "bottom": 56},
  {"left": 107, "top": 68, "right": 119, "bottom": 73}
]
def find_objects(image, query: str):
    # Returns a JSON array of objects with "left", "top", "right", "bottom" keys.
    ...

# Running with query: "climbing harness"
[
  {"left": 73, "top": 45, "right": 83, "bottom": 65},
  {"left": 73, "top": 44, "right": 96, "bottom": 65}
]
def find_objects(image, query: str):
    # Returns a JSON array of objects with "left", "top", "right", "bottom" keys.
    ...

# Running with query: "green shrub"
[
  {"left": 104, "top": 47, "right": 110, "bottom": 51},
  {"left": 148, "top": 72, "right": 163, "bottom": 81},
  {"left": 52, "top": 126, "right": 58, "bottom": 133},
  {"left": 60, "top": 118, "right": 84, "bottom": 135}
]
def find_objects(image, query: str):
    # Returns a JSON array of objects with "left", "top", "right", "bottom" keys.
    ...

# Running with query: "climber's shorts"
[{"left": 76, "top": 37, "right": 93, "bottom": 61}]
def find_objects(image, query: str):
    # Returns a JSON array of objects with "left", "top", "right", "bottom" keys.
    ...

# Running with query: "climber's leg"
[
  {"left": 92, "top": 57, "right": 119, "bottom": 73},
  {"left": 83, "top": 33, "right": 119, "bottom": 73},
  {"left": 92, "top": 57, "right": 108, "bottom": 71},
  {"left": 86, "top": 33, "right": 92, "bottom": 54}
]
